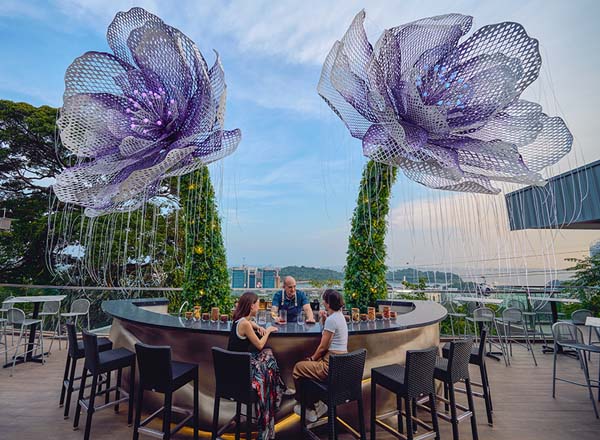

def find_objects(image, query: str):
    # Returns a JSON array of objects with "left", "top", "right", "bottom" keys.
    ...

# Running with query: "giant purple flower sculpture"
[
  {"left": 318, "top": 11, "right": 572, "bottom": 193},
  {"left": 53, "top": 8, "right": 240, "bottom": 216}
]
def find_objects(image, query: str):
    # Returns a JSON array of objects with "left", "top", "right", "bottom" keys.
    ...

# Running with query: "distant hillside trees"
[{"left": 279, "top": 265, "right": 343, "bottom": 281}]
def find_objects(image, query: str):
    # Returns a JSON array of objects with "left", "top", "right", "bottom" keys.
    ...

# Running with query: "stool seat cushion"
[
  {"left": 442, "top": 342, "right": 481, "bottom": 364},
  {"left": 171, "top": 360, "right": 198, "bottom": 388},
  {"left": 97, "top": 347, "right": 135, "bottom": 372},
  {"left": 74, "top": 337, "right": 112, "bottom": 358},
  {"left": 371, "top": 364, "right": 406, "bottom": 393}
]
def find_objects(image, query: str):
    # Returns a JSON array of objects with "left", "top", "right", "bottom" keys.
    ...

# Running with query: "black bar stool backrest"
[
  {"left": 477, "top": 329, "right": 488, "bottom": 359},
  {"left": 405, "top": 346, "right": 438, "bottom": 398},
  {"left": 212, "top": 347, "right": 253, "bottom": 403},
  {"left": 327, "top": 349, "right": 367, "bottom": 406},
  {"left": 447, "top": 338, "right": 473, "bottom": 382},
  {"left": 82, "top": 330, "right": 100, "bottom": 372},
  {"left": 66, "top": 322, "right": 79, "bottom": 358},
  {"left": 135, "top": 342, "right": 173, "bottom": 392}
]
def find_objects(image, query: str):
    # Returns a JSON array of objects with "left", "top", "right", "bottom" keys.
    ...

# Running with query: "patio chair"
[
  {"left": 551, "top": 322, "right": 600, "bottom": 418},
  {"left": 6, "top": 307, "right": 45, "bottom": 376},
  {"left": 496, "top": 307, "right": 537, "bottom": 366},
  {"left": 466, "top": 307, "right": 509, "bottom": 366},
  {"left": 37, "top": 300, "right": 62, "bottom": 352},
  {"left": 60, "top": 298, "right": 91, "bottom": 331},
  {"left": 442, "top": 295, "right": 468, "bottom": 339}
]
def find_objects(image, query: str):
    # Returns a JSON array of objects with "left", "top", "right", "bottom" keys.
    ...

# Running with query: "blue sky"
[{"left": 1, "top": 0, "right": 599, "bottom": 281}]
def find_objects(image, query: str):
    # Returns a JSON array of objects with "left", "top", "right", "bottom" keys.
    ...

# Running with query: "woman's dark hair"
[
  {"left": 322, "top": 289, "right": 344, "bottom": 311},
  {"left": 233, "top": 291, "right": 258, "bottom": 321}
]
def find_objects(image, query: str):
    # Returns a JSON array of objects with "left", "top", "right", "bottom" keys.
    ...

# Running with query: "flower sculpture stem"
[
  {"left": 344, "top": 161, "right": 397, "bottom": 311},
  {"left": 180, "top": 166, "right": 231, "bottom": 311}
]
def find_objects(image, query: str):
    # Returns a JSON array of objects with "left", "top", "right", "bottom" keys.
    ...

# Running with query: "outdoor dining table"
[
  {"left": 531, "top": 296, "right": 581, "bottom": 354},
  {"left": 3, "top": 295, "right": 67, "bottom": 367},
  {"left": 454, "top": 296, "right": 504, "bottom": 305}
]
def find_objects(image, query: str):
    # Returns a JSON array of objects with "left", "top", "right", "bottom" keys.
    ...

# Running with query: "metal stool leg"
[
  {"left": 59, "top": 354, "right": 71, "bottom": 407},
  {"left": 211, "top": 395, "right": 220, "bottom": 440},
  {"left": 83, "top": 373, "right": 99, "bottom": 440},
  {"left": 64, "top": 357, "right": 78, "bottom": 418},
  {"left": 370, "top": 380, "right": 377, "bottom": 440},
  {"left": 465, "top": 379, "right": 479, "bottom": 440}
]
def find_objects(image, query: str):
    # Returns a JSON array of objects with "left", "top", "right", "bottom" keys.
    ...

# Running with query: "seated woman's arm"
[
  {"left": 239, "top": 319, "right": 277, "bottom": 351},
  {"left": 249, "top": 318, "right": 266, "bottom": 336},
  {"left": 308, "top": 330, "right": 333, "bottom": 361}
]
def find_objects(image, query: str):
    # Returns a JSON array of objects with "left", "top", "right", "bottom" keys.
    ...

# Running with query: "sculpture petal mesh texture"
[
  {"left": 318, "top": 11, "right": 572, "bottom": 194},
  {"left": 53, "top": 7, "right": 241, "bottom": 216}
]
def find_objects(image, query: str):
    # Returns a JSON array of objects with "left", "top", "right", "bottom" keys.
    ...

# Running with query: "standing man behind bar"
[{"left": 271, "top": 276, "right": 315, "bottom": 323}]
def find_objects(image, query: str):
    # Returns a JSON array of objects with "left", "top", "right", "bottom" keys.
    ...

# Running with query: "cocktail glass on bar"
[
  {"left": 201, "top": 312, "right": 209, "bottom": 322},
  {"left": 367, "top": 307, "right": 375, "bottom": 321},
  {"left": 297, "top": 311, "right": 305, "bottom": 325},
  {"left": 351, "top": 307, "right": 360, "bottom": 322},
  {"left": 383, "top": 305, "right": 391, "bottom": 320},
  {"left": 211, "top": 307, "right": 220, "bottom": 323},
  {"left": 220, "top": 314, "right": 228, "bottom": 323},
  {"left": 278, "top": 309, "right": 287, "bottom": 324}
]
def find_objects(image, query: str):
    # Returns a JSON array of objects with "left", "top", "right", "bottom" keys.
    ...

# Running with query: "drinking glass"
[
  {"left": 278, "top": 309, "right": 287, "bottom": 324},
  {"left": 297, "top": 310, "right": 305, "bottom": 325},
  {"left": 367, "top": 307, "right": 376, "bottom": 321},
  {"left": 383, "top": 306, "right": 391, "bottom": 320},
  {"left": 211, "top": 307, "right": 220, "bottom": 323},
  {"left": 257, "top": 310, "right": 267, "bottom": 325},
  {"left": 352, "top": 307, "right": 360, "bottom": 322}
]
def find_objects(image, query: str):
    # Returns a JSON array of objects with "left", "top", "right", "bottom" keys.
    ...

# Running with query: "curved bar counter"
[{"left": 103, "top": 298, "right": 446, "bottom": 435}]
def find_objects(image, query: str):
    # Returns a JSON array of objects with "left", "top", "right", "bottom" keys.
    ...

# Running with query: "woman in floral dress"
[{"left": 228, "top": 291, "right": 285, "bottom": 439}]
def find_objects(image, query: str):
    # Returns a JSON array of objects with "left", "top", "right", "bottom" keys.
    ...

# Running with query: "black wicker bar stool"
[
  {"left": 431, "top": 338, "right": 478, "bottom": 440},
  {"left": 133, "top": 342, "right": 199, "bottom": 440},
  {"left": 442, "top": 328, "right": 493, "bottom": 426},
  {"left": 370, "top": 346, "right": 439, "bottom": 440},
  {"left": 299, "top": 349, "right": 367, "bottom": 440},
  {"left": 73, "top": 330, "right": 136, "bottom": 440},
  {"left": 59, "top": 323, "right": 112, "bottom": 419},
  {"left": 211, "top": 347, "right": 256, "bottom": 440}
]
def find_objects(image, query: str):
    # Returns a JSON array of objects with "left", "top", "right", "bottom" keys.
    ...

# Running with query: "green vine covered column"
[
  {"left": 344, "top": 161, "right": 397, "bottom": 311},
  {"left": 181, "top": 165, "right": 232, "bottom": 311}
]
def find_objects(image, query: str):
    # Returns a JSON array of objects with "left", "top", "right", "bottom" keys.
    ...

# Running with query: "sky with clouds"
[{"left": 1, "top": 0, "right": 599, "bottom": 283}]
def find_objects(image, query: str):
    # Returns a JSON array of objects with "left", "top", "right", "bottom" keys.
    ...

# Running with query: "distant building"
[
  {"left": 231, "top": 266, "right": 280, "bottom": 289},
  {"left": 231, "top": 267, "right": 248, "bottom": 288},
  {"left": 262, "top": 268, "right": 279, "bottom": 289}
]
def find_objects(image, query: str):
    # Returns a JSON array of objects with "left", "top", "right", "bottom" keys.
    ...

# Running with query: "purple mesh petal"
[
  {"left": 53, "top": 8, "right": 240, "bottom": 216},
  {"left": 318, "top": 11, "right": 572, "bottom": 194}
]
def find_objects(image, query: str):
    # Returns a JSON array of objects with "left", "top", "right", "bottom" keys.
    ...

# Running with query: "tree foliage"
[
  {"left": 180, "top": 166, "right": 231, "bottom": 312},
  {"left": 344, "top": 161, "right": 397, "bottom": 311},
  {"left": 0, "top": 100, "right": 65, "bottom": 282},
  {"left": 563, "top": 254, "right": 600, "bottom": 316}
]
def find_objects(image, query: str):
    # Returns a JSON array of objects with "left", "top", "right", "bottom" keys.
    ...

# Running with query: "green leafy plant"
[
  {"left": 180, "top": 166, "right": 232, "bottom": 312},
  {"left": 563, "top": 254, "right": 600, "bottom": 316},
  {"left": 344, "top": 161, "right": 397, "bottom": 311}
]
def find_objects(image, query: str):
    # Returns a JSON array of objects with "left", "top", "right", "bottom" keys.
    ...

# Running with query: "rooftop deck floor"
[{"left": 1, "top": 339, "right": 599, "bottom": 439}]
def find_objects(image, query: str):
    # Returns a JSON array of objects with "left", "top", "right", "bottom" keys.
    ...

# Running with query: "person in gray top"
[{"left": 292, "top": 289, "right": 348, "bottom": 422}]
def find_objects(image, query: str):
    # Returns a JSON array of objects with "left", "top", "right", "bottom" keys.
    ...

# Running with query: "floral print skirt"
[{"left": 251, "top": 348, "right": 285, "bottom": 440}]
